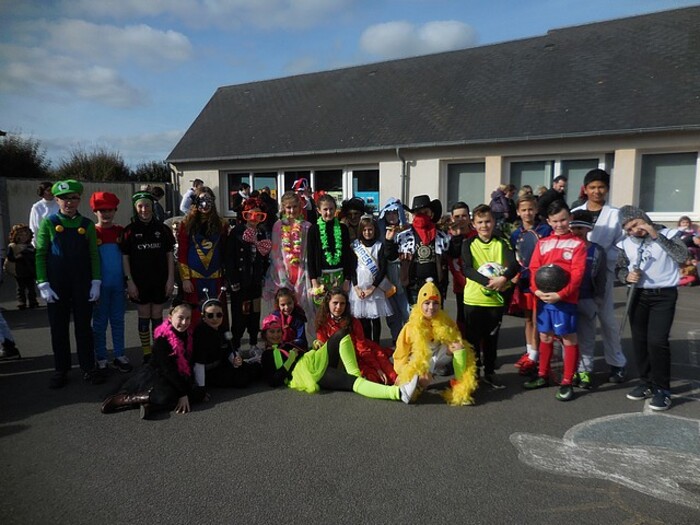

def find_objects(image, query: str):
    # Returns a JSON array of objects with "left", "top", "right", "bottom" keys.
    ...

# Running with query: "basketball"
[{"left": 534, "top": 264, "right": 570, "bottom": 293}]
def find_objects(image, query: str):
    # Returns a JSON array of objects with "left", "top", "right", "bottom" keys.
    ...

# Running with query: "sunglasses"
[
  {"left": 242, "top": 210, "right": 267, "bottom": 222},
  {"left": 205, "top": 312, "right": 224, "bottom": 319}
]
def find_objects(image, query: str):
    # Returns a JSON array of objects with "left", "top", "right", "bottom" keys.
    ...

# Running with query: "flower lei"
[
  {"left": 281, "top": 218, "right": 303, "bottom": 268},
  {"left": 318, "top": 217, "right": 342, "bottom": 266}
]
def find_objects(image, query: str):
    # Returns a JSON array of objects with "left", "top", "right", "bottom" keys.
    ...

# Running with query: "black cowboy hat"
[
  {"left": 404, "top": 195, "right": 442, "bottom": 223},
  {"left": 341, "top": 197, "right": 366, "bottom": 214}
]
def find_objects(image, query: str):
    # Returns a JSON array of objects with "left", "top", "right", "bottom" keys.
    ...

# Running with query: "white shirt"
[
  {"left": 617, "top": 228, "right": 680, "bottom": 289},
  {"left": 29, "top": 198, "right": 59, "bottom": 244}
]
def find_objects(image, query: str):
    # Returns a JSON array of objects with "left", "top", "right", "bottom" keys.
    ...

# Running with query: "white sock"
[{"left": 528, "top": 348, "right": 539, "bottom": 361}]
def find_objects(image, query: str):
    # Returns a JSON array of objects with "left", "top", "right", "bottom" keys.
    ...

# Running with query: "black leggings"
[
  {"left": 317, "top": 330, "right": 356, "bottom": 392},
  {"left": 359, "top": 318, "right": 381, "bottom": 343},
  {"left": 464, "top": 304, "right": 504, "bottom": 375}
]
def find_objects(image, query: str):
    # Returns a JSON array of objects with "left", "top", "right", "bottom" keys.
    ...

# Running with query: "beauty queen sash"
[{"left": 352, "top": 240, "right": 396, "bottom": 298}]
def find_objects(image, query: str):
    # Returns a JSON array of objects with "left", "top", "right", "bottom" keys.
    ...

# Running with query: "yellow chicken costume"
[{"left": 393, "top": 279, "right": 478, "bottom": 405}]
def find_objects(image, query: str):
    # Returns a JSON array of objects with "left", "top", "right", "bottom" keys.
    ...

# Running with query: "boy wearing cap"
[
  {"left": 179, "top": 179, "right": 203, "bottom": 215},
  {"left": 569, "top": 210, "right": 607, "bottom": 389},
  {"left": 572, "top": 169, "right": 628, "bottom": 383},
  {"left": 35, "top": 179, "right": 102, "bottom": 388},
  {"left": 617, "top": 206, "right": 688, "bottom": 411},
  {"left": 90, "top": 192, "right": 132, "bottom": 374},
  {"left": 385, "top": 194, "right": 450, "bottom": 305}
]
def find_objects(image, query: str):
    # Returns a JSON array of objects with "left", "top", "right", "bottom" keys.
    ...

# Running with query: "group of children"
[{"left": 3, "top": 167, "right": 689, "bottom": 416}]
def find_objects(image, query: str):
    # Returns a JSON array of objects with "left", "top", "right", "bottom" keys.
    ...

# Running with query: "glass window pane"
[
  {"left": 284, "top": 170, "right": 310, "bottom": 193},
  {"left": 315, "top": 169, "right": 343, "bottom": 204},
  {"left": 352, "top": 169, "right": 379, "bottom": 211},
  {"left": 640, "top": 153, "right": 697, "bottom": 212},
  {"left": 447, "top": 163, "right": 486, "bottom": 213},
  {"left": 227, "top": 173, "right": 250, "bottom": 212},
  {"left": 510, "top": 161, "right": 553, "bottom": 192},
  {"left": 252, "top": 172, "right": 277, "bottom": 195},
  {"left": 561, "top": 159, "right": 599, "bottom": 206}
]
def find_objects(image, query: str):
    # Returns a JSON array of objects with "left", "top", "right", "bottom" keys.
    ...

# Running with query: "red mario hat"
[{"left": 90, "top": 191, "right": 120, "bottom": 211}]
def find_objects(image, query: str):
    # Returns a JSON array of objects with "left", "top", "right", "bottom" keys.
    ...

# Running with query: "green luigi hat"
[
  {"left": 52, "top": 179, "right": 84, "bottom": 198},
  {"left": 132, "top": 191, "right": 155, "bottom": 206}
]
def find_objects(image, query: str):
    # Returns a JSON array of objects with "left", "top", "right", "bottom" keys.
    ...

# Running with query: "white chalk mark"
[{"left": 511, "top": 413, "right": 700, "bottom": 511}]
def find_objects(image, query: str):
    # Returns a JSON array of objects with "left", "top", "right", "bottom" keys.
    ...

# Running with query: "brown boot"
[{"left": 101, "top": 392, "right": 151, "bottom": 414}]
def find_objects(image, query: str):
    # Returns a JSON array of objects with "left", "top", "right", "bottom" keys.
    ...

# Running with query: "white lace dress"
[{"left": 348, "top": 240, "right": 394, "bottom": 319}]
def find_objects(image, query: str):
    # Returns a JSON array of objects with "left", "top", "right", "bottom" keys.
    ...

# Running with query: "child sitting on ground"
[
  {"left": 393, "top": 279, "right": 478, "bottom": 406},
  {"left": 269, "top": 287, "right": 308, "bottom": 351},
  {"left": 315, "top": 288, "right": 396, "bottom": 385},
  {"left": 260, "top": 314, "right": 419, "bottom": 403}
]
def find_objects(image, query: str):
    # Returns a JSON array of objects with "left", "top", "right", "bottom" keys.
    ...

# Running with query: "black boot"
[
  {"left": 0, "top": 340, "right": 21, "bottom": 360},
  {"left": 101, "top": 392, "right": 151, "bottom": 414}
]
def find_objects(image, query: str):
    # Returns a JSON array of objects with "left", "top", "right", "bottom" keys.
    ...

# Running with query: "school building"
[{"left": 167, "top": 6, "right": 700, "bottom": 223}]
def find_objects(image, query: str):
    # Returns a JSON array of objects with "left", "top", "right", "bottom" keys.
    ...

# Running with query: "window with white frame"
[
  {"left": 447, "top": 163, "right": 486, "bottom": 212},
  {"left": 640, "top": 152, "right": 697, "bottom": 213}
]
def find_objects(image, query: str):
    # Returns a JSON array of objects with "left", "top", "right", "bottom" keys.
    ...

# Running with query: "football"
[
  {"left": 477, "top": 262, "right": 505, "bottom": 278},
  {"left": 534, "top": 264, "right": 570, "bottom": 293}
]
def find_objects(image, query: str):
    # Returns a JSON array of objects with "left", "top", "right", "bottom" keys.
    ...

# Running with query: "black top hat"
[
  {"left": 341, "top": 197, "right": 366, "bottom": 214},
  {"left": 405, "top": 195, "right": 442, "bottom": 223}
]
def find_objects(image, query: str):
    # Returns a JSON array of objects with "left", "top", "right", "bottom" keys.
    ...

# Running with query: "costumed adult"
[
  {"left": 29, "top": 181, "right": 59, "bottom": 245},
  {"left": 292, "top": 178, "right": 317, "bottom": 222},
  {"left": 340, "top": 197, "right": 366, "bottom": 242},
  {"left": 35, "top": 179, "right": 102, "bottom": 388},
  {"left": 384, "top": 195, "right": 450, "bottom": 305},
  {"left": 392, "top": 279, "right": 478, "bottom": 406},
  {"left": 178, "top": 187, "right": 228, "bottom": 327},
  {"left": 122, "top": 191, "right": 176, "bottom": 362}
]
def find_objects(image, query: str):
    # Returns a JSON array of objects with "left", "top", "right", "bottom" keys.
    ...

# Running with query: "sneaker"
[
  {"left": 0, "top": 343, "right": 21, "bottom": 360},
  {"left": 609, "top": 366, "right": 626, "bottom": 384},
  {"left": 518, "top": 357, "right": 538, "bottom": 376},
  {"left": 514, "top": 353, "right": 530, "bottom": 368},
  {"left": 649, "top": 389, "right": 672, "bottom": 411},
  {"left": 399, "top": 375, "right": 421, "bottom": 404},
  {"left": 111, "top": 356, "right": 133, "bottom": 373},
  {"left": 626, "top": 384, "right": 653, "bottom": 401},
  {"left": 83, "top": 369, "right": 106, "bottom": 385},
  {"left": 49, "top": 371, "right": 68, "bottom": 389},
  {"left": 140, "top": 403, "right": 151, "bottom": 420},
  {"left": 556, "top": 385, "right": 574, "bottom": 401},
  {"left": 523, "top": 376, "right": 549, "bottom": 390},
  {"left": 483, "top": 373, "right": 506, "bottom": 390},
  {"left": 576, "top": 371, "right": 592, "bottom": 390}
]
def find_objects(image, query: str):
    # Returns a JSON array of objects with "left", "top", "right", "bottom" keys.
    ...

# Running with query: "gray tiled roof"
[{"left": 167, "top": 7, "right": 700, "bottom": 163}]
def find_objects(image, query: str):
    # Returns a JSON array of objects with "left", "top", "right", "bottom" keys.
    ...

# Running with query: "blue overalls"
[{"left": 46, "top": 215, "right": 95, "bottom": 373}]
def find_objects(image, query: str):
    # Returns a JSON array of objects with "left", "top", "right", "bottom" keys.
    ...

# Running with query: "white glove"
[
  {"left": 89, "top": 280, "right": 102, "bottom": 302},
  {"left": 38, "top": 282, "right": 59, "bottom": 303}
]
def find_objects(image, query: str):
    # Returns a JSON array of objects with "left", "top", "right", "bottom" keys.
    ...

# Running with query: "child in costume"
[
  {"left": 315, "top": 288, "right": 396, "bottom": 385},
  {"left": 260, "top": 314, "right": 419, "bottom": 404},
  {"left": 0, "top": 264, "right": 21, "bottom": 359},
  {"left": 307, "top": 193, "right": 355, "bottom": 298},
  {"left": 270, "top": 287, "right": 308, "bottom": 351},
  {"left": 122, "top": 191, "right": 176, "bottom": 362},
  {"left": 178, "top": 187, "right": 228, "bottom": 327},
  {"left": 569, "top": 210, "right": 606, "bottom": 389},
  {"left": 509, "top": 194, "right": 552, "bottom": 375},
  {"left": 90, "top": 192, "right": 132, "bottom": 374},
  {"left": 461, "top": 204, "right": 519, "bottom": 389},
  {"left": 264, "top": 191, "right": 315, "bottom": 333},
  {"left": 385, "top": 195, "right": 450, "bottom": 305},
  {"left": 617, "top": 206, "right": 688, "bottom": 411},
  {"left": 6, "top": 223, "right": 38, "bottom": 309},
  {"left": 225, "top": 197, "right": 272, "bottom": 356},
  {"left": 101, "top": 303, "right": 207, "bottom": 419},
  {"left": 523, "top": 201, "right": 587, "bottom": 401},
  {"left": 377, "top": 198, "right": 411, "bottom": 343},
  {"left": 192, "top": 299, "right": 260, "bottom": 394},
  {"left": 349, "top": 215, "right": 393, "bottom": 343},
  {"left": 393, "top": 279, "right": 478, "bottom": 406},
  {"left": 35, "top": 179, "right": 102, "bottom": 389}
]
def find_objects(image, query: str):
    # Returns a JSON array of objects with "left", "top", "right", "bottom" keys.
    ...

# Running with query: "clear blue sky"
[{"left": 1, "top": 0, "right": 697, "bottom": 168}]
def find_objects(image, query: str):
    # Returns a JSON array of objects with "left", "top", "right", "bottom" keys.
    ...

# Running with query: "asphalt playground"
[{"left": 1, "top": 280, "right": 699, "bottom": 525}]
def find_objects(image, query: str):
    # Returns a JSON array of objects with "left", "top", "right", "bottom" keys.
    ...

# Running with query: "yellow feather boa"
[{"left": 397, "top": 306, "right": 478, "bottom": 406}]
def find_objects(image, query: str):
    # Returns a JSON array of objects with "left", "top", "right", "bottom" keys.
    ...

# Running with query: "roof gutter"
[{"left": 166, "top": 124, "right": 700, "bottom": 164}]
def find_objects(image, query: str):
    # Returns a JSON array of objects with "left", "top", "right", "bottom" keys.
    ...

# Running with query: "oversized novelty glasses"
[
  {"left": 242, "top": 210, "right": 267, "bottom": 222},
  {"left": 205, "top": 312, "right": 224, "bottom": 319}
]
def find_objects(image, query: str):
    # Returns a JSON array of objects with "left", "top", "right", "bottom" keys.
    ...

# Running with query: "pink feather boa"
[{"left": 154, "top": 320, "right": 193, "bottom": 377}]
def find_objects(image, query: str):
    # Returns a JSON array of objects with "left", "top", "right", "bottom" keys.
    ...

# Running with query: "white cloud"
[
  {"left": 46, "top": 19, "right": 193, "bottom": 67},
  {"left": 65, "top": 0, "right": 352, "bottom": 30},
  {"left": 360, "top": 20, "right": 477, "bottom": 59},
  {"left": 0, "top": 45, "right": 148, "bottom": 108}
]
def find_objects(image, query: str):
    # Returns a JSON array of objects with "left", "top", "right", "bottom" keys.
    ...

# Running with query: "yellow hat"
[{"left": 417, "top": 278, "right": 441, "bottom": 308}]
